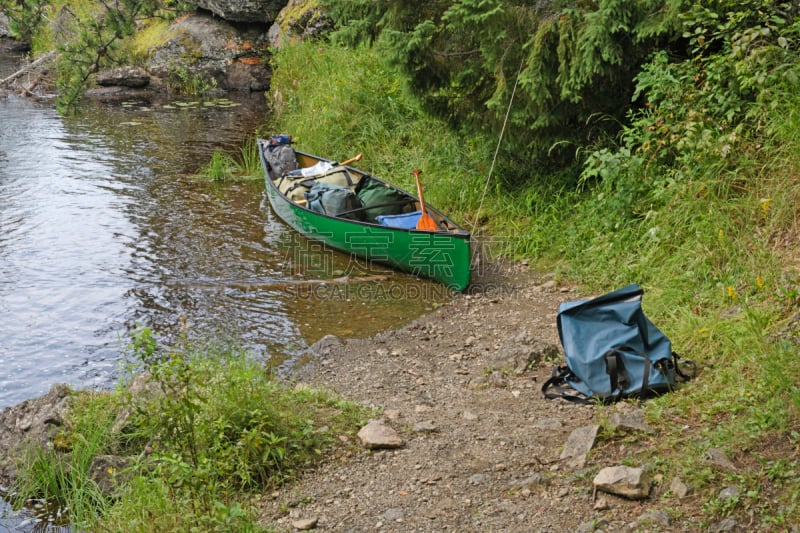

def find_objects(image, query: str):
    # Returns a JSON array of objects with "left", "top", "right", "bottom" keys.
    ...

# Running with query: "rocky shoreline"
[{"left": 0, "top": 1, "right": 329, "bottom": 100}]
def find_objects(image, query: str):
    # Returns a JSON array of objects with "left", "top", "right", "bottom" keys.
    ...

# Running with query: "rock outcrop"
[
  {"left": 189, "top": 0, "right": 286, "bottom": 23},
  {"left": 268, "top": 0, "right": 334, "bottom": 49},
  {"left": 146, "top": 12, "right": 270, "bottom": 92}
]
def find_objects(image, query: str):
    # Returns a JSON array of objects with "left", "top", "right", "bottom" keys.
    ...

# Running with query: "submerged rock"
[{"left": 95, "top": 66, "right": 151, "bottom": 88}]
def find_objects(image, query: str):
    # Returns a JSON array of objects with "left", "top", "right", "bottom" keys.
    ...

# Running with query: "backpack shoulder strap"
[{"left": 541, "top": 366, "right": 594, "bottom": 404}]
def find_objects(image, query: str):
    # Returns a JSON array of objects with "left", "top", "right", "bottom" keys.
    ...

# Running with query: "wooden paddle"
[
  {"left": 412, "top": 169, "right": 439, "bottom": 231},
  {"left": 339, "top": 153, "right": 363, "bottom": 167}
]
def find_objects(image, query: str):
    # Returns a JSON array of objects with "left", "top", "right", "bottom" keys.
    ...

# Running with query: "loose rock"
[
  {"left": 704, "top": 447, "right": 736, "bottom": 471},
  {"left": 356, "top": 419, "right": 404, "bottom": 450},
  {"left": 291, "top": 516, "right": 318, "bottom": 530},
  {"left": 607, "top": 409, "right": 653, "bottom": 434},
  {"left": 593, "top": 465, "right": 651, "bottom": 499},
  {"left": 669, "top": 476, "right": 691, "bottom": 499},
  {"left": 709, "top": 517, "right": 741, "bottom": 532},
  {"left": 412, "top": 420, "right": 437, "bottom": 433},
  {"left": 560, "top": 424, "right": 599, "bottom": 469},
  {"left": 635, "top": 509, "right": 671, "bottom": 528}
]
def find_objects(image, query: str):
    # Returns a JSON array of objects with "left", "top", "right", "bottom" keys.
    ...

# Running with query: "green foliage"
[
  {"left": 12, "top": 327, "right": 366, "bottom": 531},
  {"left": 237, "top": 135, "right": 263, "bottom": 179},
  {"left": 324, "top": 0, "right": 690, "bottom": 180},
  {"left": 166, "top": 65, "right": 218, "bottom": 97},
  {"left": 126, "top": 327, "right": 365, "bottom": 491},
  {"left": 2, "top": 0, "right": 50, "bottom": 44},
  {"left": 3, "top": 0, "right": 188, "bottom": 113},
  {"left": 53, "top": 0, "right": 166, "bottom": 113},
  {"left": 198, "top": 149, "right": 237, "bottom": 182}
]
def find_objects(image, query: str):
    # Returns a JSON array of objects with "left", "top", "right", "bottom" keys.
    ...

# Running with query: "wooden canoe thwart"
[{"left": 258, "top": 138, "right": 471, "bottom": 291}]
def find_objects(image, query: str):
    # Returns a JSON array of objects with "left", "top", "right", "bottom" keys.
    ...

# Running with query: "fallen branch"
[
  {"left": 0, "top": 50, "right": 57, "bottom": 88},
  {"left": 14, "top": 72, "right": 44, "bottom": 97}
]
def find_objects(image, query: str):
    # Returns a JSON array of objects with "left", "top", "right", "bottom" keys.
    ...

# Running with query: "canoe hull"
[{"left": 259, "top": 141, "right": 471, "bottom": 291}]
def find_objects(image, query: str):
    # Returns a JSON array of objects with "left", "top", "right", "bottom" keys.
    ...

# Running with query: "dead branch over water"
[{"left": 0, "top": 50, "right": 57, "bottom": 95}]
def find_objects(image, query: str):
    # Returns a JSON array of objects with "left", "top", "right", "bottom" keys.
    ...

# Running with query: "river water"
[{"left": 0, "top": 55, "right": 449, "bottom": 412}]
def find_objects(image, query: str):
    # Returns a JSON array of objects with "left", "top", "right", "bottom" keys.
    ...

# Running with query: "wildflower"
[
  {"left": 760, "top": 198, "right": 772, "bottom": 217},
  {"left": 726, "top": 286, "right": 738, "bottom": 300}
]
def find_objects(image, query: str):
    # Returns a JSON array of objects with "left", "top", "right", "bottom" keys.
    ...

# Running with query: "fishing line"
[{"left": 473, "top": 59, "right": 524, "bottom": 230}]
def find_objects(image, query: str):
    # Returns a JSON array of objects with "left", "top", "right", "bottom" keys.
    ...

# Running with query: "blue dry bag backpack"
[{"left": 542, "top": 284, "right": 691, "bottom": 403}]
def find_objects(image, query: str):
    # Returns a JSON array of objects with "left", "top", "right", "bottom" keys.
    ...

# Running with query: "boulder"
[
  {"left": 146, "top": 12, "right": 270, "bottom": 91},
  {"left": 95, "top": 66, "right": 151, "bottom": 88},
  {"left": 188, "top": 0, "right": 285, "bottom": 23}
]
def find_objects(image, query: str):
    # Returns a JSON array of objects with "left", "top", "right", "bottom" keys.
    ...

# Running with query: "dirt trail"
[{"left": 258, "top": 269, "right": 691, "bottom": 532}]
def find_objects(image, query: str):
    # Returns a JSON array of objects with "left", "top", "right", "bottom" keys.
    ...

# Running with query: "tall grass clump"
[
  {"left": 11, "top": 327, "right": 367, "bottom": 531},
  {"left": 196, "top": 137, "right": 262, "bottom": 182},
  {"left": 11, "top": 391, "right": 118, "bottom": 530}
]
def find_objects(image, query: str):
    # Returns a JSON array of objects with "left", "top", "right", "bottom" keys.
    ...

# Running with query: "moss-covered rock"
[{"left": 268, "top": 0, "right": 334, "bottom": 49}]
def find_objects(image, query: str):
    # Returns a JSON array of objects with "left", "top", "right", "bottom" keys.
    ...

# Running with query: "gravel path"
[{"left": 258, "top": 271, "right": 697, "bottom": 532}]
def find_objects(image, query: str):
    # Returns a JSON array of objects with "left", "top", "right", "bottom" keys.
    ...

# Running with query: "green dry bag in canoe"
[{"left": 356, "top": 177, "right": 411, "bottom": 224}]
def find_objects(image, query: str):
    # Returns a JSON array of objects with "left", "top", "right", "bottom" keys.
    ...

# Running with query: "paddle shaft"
[{"left": 412, "top": 170, "right": 439, "bottom": 231}]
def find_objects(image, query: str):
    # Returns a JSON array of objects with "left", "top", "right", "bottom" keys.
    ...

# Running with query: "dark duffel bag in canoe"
[{"left": 305, "top": 181, "right": 364, "bottom": 221}]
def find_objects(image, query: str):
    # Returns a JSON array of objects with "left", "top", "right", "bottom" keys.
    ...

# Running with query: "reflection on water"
[{"left": 0, "top": 91, "right": 449, "bottom": 410}]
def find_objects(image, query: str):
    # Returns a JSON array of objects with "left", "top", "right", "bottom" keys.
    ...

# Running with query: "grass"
[
  {"left": 267, "top": 38, "right": 800, "bottom": 527},
  {"left": 196, "top": 136, "right": 262, "bottom": 182},
  {"left": 11, "top": 391, "right": 116, "bottom": 530},
  {"left": 11, "top": 329, "right": 368, "bottom": 531}
]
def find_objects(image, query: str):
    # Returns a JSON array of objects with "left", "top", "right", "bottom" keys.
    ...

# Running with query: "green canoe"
[{"left": 258, "top": 139, "right": 471, "bottom": 291}]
